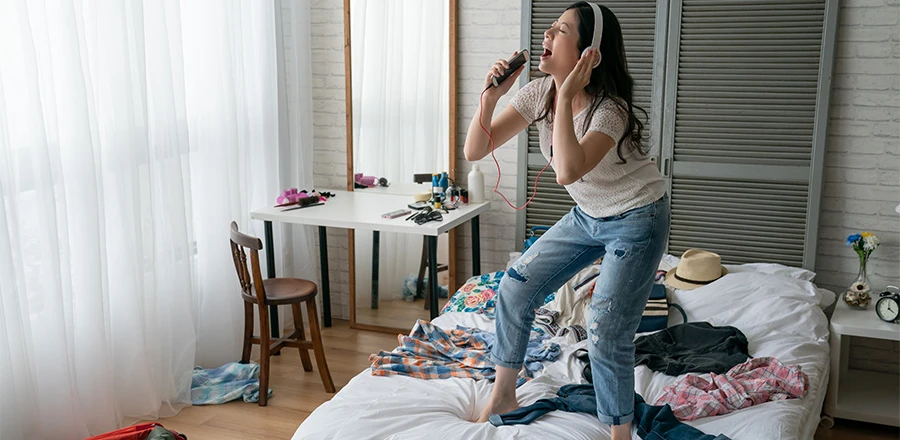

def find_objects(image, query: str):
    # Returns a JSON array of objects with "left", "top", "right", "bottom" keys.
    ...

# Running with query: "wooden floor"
[
  {"left": 148, "top": 320, "right": 900, "bottom": 440},
  {"left": 353, "top": 296, "right": 434, "bottom": 329}
]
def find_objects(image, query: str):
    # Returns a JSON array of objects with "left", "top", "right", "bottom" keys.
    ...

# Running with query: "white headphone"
[{"left": 581, "top": 2, "right": 604, "bottom": 68}]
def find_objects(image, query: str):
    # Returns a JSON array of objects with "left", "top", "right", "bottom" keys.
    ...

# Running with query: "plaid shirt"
[
  {"left": 369, "top": 320, "right": 558, "bottom": 386},
  {"left": 654, "top": 356, "right": 809, "bottom": 421}
]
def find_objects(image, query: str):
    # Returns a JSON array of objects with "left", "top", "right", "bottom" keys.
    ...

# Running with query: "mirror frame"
[{"left": 343, "top": 0, "right": 458, "bottom": 334}]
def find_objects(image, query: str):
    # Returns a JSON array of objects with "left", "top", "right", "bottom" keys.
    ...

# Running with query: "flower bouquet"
[{"left": 843, "top": 232, "right": 880, "bottom": 309}]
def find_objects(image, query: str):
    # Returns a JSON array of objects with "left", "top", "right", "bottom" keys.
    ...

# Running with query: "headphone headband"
[{"left": 584, "top": 2, "right": 604, "bottom": 68}]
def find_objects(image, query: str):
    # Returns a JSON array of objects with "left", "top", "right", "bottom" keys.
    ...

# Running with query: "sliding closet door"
[
  {"left": 517, "top": 0, "right": 669, "bottom": 242},
  {"left": 659, "top": 0, "right": 838, "bottom": 267}
]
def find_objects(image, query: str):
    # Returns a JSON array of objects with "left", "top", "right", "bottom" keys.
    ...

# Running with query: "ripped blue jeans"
[{"left": 491, "top": 194, "right": 670, "bottom": 426}]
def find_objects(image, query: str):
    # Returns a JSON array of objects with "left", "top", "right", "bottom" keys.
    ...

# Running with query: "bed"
[{"left": 292, "top": 256, "right": 835, "bottom": 440}]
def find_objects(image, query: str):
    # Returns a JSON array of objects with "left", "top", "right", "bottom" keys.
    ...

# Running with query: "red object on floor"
[{"left": 85, "top": 422, "right": 186, "bottom": 440}]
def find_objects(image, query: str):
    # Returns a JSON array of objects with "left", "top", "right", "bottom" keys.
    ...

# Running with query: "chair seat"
[{"left": 243, "top": 278, "right": 317, "bottom": 305}]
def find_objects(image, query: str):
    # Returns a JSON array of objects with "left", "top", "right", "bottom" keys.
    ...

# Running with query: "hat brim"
[{"left": 664, "top": 266, "right": 728, "bottom": 290}]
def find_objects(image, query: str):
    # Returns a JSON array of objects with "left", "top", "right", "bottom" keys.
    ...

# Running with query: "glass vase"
[{"left": 842, "top": 256, "right": 871, "bottom": 309}]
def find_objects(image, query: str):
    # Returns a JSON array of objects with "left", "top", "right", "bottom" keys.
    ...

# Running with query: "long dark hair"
[{"left": 535, "top": 2, "right": 648, "bottom": 162}]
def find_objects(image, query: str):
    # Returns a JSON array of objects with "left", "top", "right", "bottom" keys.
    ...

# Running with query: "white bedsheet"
[{"left": 293, "top": 272, "right": 833, "bottom": 440}]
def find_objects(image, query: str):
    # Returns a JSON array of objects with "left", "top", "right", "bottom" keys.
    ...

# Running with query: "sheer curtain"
[
  {"left": 0, "top": 1, "right": 314, "bottom": 438},
  {"left": 350, "top": 0, "right": 449, "bottom": 298}
]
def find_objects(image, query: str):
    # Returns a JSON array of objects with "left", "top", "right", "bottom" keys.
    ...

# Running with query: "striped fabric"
[{"left": 643, "top": 297, "right": 669, "bottom": 316}]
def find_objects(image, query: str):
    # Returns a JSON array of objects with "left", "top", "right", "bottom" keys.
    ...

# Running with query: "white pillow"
[
  {"left": 658, "top": 253, "right": 817, "bottom": 281},
  {"left": 668, "top": 272, "right": 834, "bottom": 341}
]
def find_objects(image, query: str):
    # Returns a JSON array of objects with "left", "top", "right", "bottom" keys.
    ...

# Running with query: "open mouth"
[{"left": 541, "top": 48, "right": 552, "bottom": 59}]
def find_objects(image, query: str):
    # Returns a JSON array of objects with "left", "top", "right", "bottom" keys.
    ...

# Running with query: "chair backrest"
[{"left": 229, "top": 221, "right": 266, "bottom": 304}]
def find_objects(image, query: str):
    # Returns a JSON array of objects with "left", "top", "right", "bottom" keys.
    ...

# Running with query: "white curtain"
[
  {"left": 350, "top": 0, "right": 449, "bottom": 299},
  {"left": 0, "top": 1, "right": 315, "bottom": 438}
]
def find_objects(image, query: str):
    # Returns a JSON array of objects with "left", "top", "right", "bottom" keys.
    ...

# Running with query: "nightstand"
[{"left": 825, "top": 298, "right": 900, "bottom": 426}]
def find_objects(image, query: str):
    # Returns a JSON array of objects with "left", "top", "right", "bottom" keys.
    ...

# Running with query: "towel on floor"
[{"left": 191, "top": 362, "right": 272, "bottom": 405}]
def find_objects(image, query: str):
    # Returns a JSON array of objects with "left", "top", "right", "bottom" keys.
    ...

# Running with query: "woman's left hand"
[{"left": 558, "top": 48, "right": 598, "bottom": 103}]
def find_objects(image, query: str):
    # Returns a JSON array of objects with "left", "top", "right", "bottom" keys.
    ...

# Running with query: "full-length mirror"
[{"left": 344, "top": 0, "right": 457, "bottom": 333}]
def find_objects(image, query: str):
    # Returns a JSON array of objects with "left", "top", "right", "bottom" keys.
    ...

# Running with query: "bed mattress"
[{"left": 293, "top": 272, "right": 833, "bottom": 440}]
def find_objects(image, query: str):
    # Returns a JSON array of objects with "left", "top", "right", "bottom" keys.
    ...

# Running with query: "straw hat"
[{"left": 665, "top": 249, "right": 728, "bottom": 290}]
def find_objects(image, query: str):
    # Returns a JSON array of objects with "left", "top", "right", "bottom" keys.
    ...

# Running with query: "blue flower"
[{"left": 846, "top": 233, "right": 862, "bottom": 246}]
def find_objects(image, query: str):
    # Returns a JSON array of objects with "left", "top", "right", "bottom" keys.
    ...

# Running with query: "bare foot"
[
  {"left": 475, "top": 395, "right": 520, "bottom": 423},
  {"left": 610, "top": 422, "right": 632, "bottom": 440}
]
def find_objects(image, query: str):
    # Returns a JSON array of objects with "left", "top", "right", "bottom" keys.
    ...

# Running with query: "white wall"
[
  {"left": 303, "top": 0, "right": 899, "bottom": 370},
  {"left": 816, "top": 0, "right": 900, "bottom": 374}
]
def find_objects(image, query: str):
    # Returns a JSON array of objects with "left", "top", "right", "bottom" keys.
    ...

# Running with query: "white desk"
[
  {"left": 825, "top": 299, "right": 900, "bottom": 427},
  {"left": 250, "top": 190, "right": 490, "bottom": 330}
]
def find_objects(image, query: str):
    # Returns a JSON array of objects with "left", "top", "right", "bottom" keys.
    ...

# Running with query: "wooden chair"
[{"left": 229, "top": 221, "right": 335, "bottom": 406}]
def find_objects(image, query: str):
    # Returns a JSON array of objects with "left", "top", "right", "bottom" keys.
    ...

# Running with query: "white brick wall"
[
  {"left": 454, "top": 0, "right": 524, "bottom": 285},
  {"left": 816, "top": 0, "right": 900, "bottom": 373},
  {"left": 302, "top": 0, "right": 900, "bottom": 382},
  {"left": 816, "top": 0, "right": 900, "bottom": 295},
  {"left": 308, "top": 0, "right": 353, "bottom": 319}
]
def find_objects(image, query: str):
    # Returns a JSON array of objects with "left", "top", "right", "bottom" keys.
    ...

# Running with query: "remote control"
[
  {"left": 382, "top": 209, "right": 411, "bottom": 219},
  {"left": 491, "top": 50, "right": 529, "bottom": 88}
]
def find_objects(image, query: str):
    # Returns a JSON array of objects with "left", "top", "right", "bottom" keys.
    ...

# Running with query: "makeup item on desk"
[
  {"left": 382, "top": 209, "right": 411, "bottom": 219},
  {"left": 276, "top": 188, "right": 307, "bottom": 205},
  {"left": 468, "top": 165, "right": 484, "bottom": 204},
  {"left": 431, "top": 173, "right": 444, "bottom": 209},
  {"left": 406, "top": 206, "right": 433, "bottom": 222},
  {"left": 281, "top": 202, "right": 324, "bottom": 212},
  {"left": 276, "top": 188, "right": 332, "bottom": 207},
  {"left": 439, "top": 172, "right": 448, "bottom": 192},
  {"left": 414, "top": 210, "right": 443, "bottom": 225}
]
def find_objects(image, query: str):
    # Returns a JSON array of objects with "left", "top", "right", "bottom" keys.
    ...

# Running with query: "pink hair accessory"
[{"left": 276, "top": 188, "right": 310, "bottom": 205}]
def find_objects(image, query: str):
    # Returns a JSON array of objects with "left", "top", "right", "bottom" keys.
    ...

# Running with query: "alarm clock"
[{"left": 875, "top": 285, "right": 900, "bottom": 323}]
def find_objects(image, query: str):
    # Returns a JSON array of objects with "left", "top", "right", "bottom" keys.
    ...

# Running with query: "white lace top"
[{"left": 509, "top": 76, "right": 666, "bottom": 218}]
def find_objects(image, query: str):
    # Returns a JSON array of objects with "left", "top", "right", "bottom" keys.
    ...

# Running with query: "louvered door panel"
[
  {"left": 525, "top": 166, "right": 575, "bottom": 231},
  {"left": 524, "top": 1, "right": 660, "bottom": 232},
  {"left": 668, "top": 177, "right": 808, "bottom": 266},
  {"left": 662, "top": 0, "right": 833, "bottom": 268}
]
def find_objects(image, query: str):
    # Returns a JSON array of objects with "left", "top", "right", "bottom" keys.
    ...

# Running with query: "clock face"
[{"left": 876, "top": 297, "right": 900, "bottom": 322}]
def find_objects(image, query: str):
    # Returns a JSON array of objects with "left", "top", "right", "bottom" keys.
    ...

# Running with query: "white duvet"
[{"left": 293, "top": 271, "right": 834, "bottom": 440}]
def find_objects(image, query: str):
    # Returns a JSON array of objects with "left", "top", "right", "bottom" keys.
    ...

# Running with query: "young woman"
[{"left": 463, "top": 3, "right": 669, "bottom": 438}]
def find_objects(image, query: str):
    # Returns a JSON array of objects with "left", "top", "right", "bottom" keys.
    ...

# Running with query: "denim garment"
[
  {"left": 634, "top": 321, "right": 750, "bottom": 376},
  {"left": 489, "top": 385, "right": 731, "bottom": 440},
  {"left": 491, "top": 194, "right": 670, "bottom": 425}
]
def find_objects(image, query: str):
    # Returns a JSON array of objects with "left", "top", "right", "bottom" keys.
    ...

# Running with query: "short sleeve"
[
  {"left": 509, "top": 77, "right": 549, "bottom": 124},
  {"left": 588, "top": 98, "right": 628, "bottom": 143}
]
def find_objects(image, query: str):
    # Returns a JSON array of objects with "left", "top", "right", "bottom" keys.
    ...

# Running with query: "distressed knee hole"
[
  {"left": 507, "top": 266, "right": 528, "bottom": 282},
  {"left": 506, "top": 252, "right": 538, "bottom": 283},
  {"left": 591, "top": 295, "right": 612, "bottom": 314},
  {"left": 614, "top": 248, "right": 627, "bottom": 258}
]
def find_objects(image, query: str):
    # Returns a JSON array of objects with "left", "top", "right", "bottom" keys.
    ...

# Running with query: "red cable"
[{"left": 478, "top": 87, "right": 554, "bottom": 211}]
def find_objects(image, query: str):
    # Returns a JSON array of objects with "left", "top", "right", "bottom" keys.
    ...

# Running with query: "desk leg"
[
  {"left": 264, "top": 221, "right": 279, "bottom": 340},
  {"left": 471, "top": 215, "right": 481, "bottom": 276},
  {"left": 427, "top": 235, "right": 439, "bottom": 319},
  {"left": 318, "top": 226, "right": 332, "bottom": 328},
  {"left": 372, "top": 231, "right": 379, "bottom": 309}
]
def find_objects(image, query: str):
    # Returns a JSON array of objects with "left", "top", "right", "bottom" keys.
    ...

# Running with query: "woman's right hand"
[{"left": 483, "top": 51, "right": 525, "bottom": 101}]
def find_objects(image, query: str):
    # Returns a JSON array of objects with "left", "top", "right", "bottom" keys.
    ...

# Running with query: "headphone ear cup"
[{"left": 582, "top": 47, "right": 601, "bottom": 68}]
